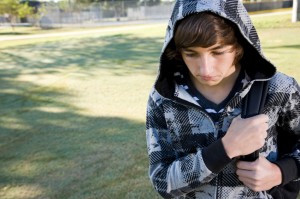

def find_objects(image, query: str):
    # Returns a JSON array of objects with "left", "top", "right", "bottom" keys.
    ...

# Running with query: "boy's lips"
[{"left": 200, "top": 76, "right": 216, "bottom": 81}]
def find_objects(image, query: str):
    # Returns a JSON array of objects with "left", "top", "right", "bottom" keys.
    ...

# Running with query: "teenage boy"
[{"left": 146, "top": 0, "right": 300, "bottom": 198}]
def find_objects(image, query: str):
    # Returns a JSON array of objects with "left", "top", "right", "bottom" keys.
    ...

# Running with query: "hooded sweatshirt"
[{"left": 146, "top": 0, "right": 300, "bottom": 198}]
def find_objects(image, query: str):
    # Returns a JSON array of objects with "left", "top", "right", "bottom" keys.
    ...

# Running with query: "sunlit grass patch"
[
  {"left": 251, "top": 13, "right": 300, "bottom": 29},
  {"left": 0, "top": 184, "right": 46, "bottom": 199}
]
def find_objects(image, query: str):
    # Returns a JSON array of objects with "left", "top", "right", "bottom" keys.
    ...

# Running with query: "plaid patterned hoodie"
[{"left": 146, "top": 0, "right": 300, "bottom": 198}]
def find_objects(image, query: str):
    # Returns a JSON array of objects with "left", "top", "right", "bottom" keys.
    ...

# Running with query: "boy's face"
[{"left": 181, "top": 43, "right": 239, "bottom": 88}]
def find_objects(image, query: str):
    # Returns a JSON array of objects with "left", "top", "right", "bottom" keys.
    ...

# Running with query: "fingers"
[
  {"left": 238, "top": 176, "right": 263, "bottom": 192},
  {"left": 253, "top": 114, "right": 269, "bottom": 123},
  {"left": 236, "top": 168, "right": 253, "bottom": 177},
  {"left": 236, "top": 157, "right": 277, "bottom": 192},
  {"left": 235, "top": 114, "right": 269, "bottom": 134},
  {"left": 236, "top": 161, "right": 255, "bottom": 170},
  {"left": 248, "top": 114, "right": 269, "bottom": 130},
  {"left": 236, "top": 164, "right": 261, "bottom": 191},
  {"left": 236, "top": 156, "right": 264, "bottom": 170},
  {"left": 247, "top": 114, "right": 269, "bottom": 140},
  {"left": 224, "top": 114, "right": 269, "bottom": 158},
  {"left": 236, "top": 113, "right": 268, "bottom": 122}
]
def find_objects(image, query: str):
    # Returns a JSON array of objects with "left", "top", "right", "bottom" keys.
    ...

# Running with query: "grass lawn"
[{"left": 0, "top": 14, "right": 299, "bottom": 199}]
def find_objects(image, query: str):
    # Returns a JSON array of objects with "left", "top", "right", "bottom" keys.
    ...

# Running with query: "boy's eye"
[
  {"left": 182, "top": 52, "right": 198, "bottom": 57},
  {"left": 185, "top": 53, "right": 197, "bottom": 57},
  {"left": 212, "top": 51, "right": 225, "bottom": 55}
]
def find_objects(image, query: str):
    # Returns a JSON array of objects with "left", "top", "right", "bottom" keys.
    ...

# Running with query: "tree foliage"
[{"left": 0, "top": 0, "right": 33, "bottom": 29}]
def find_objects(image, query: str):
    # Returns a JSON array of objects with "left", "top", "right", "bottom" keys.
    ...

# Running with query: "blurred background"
[
  {"left": 0, "top": 0, "right": 298, "bottom": 28},
  {"left": 0, "top": 0, "right": 299, "bottom": 199}
]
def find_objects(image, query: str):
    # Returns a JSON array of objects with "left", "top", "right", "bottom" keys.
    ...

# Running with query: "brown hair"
[{"left": 165, "top": 12, "right": 244, "bottom": 65}]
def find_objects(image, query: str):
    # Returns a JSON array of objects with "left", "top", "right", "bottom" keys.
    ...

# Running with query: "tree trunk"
[
  {"left": 8, "top": 15, "right": 15, "bottom": 32},
  {"left": 292, "top": 0, "right": 300, "bottom": 22}
]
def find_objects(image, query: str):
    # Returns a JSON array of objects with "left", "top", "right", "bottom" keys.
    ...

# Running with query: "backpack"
[{"left": 241, "top": 80, "right": 300, "bottom": 199}]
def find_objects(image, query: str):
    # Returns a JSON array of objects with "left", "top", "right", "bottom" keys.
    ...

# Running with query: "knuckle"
[
  {"left": 232, "top": 117, "right": 241, "bottom": 124},
  {"left": 264, "top": 115, "right": 269, "bottom": 122},
  {"left": 252, "top": 186, "right": 260, "bottom": 192},
  {"left": 249, "top": 119, "right": 256, "bottom": 126},
  {"left": 252, "top": 180, "right": 261, "bottom": 187},
  {"left": 252, "top": 165, "right": 260, "bottom": 173},
  {"left": 259, "top": 134, "right": 266, "bottom": 141},
  {"left": 259, "top": 139, "right": 265, "bottom": 147}
]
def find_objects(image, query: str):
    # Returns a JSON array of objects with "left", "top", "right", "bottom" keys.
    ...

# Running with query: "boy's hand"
[
  {"left": 236, "top": 156, "right": 282, "bottom": 191},
  {"left": 222, "top": 114, "right": 268, "bottom": 158}
]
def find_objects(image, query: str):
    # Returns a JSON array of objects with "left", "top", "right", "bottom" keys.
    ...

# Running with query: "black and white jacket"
[{"left": 146, "top": 0, "right": 300, "bottom": 198}]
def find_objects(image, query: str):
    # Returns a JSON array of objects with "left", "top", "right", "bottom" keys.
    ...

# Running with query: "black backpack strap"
[{"left": 240, "top": 80, "right": 269, "bottom": 162}]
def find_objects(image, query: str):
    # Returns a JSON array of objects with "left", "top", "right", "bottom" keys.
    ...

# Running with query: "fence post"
[{"left": 292, "top": 0, "right": 300, "bottom": 22}]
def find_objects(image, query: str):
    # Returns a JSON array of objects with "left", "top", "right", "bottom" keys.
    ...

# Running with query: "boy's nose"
[{"left": 199, "top": 56, "right": 212, "bottom": 76}]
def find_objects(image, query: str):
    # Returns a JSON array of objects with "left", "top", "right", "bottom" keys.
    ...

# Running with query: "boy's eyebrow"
[
  {"left": 209, "top": 45, "right": 226, "bottom": 50},
  {"left": 182, "top": 45, "right": 227, "bottom": 52}
]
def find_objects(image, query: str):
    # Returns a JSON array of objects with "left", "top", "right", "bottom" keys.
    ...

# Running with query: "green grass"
[
  {"left": 251, "top": 14, "right": 300, "bottom": 81},
  {"left": 0, "top": 13, "right": 300, "bottom": 199},
  {"left": 251, "top": 11, "right": 299, "bottom": 29}
]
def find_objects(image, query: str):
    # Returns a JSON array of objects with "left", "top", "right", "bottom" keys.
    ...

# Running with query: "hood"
[{"left": 155, "top": 0, "right": 276, "bottom": 98}]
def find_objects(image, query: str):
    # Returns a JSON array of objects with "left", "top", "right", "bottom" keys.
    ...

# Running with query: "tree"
[
  {"left": 0, "top": 0, "right": 33, "bottom": 30},
  {"left": 292, "top": 0, "right": 300, "bottom": 22}
]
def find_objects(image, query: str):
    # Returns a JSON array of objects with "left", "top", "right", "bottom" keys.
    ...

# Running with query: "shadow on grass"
[
  {"left": 0, "top": 33, "right": 161, "bottom": 198},
  {"left": 0, "top": 114, "right": 157, "bottom": 198},
  {"left": 0, "top": 33, "right": 163, "bottom": 76},
  {"left": 0, "top": 74, "right": 156, "bottom": 197}
]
